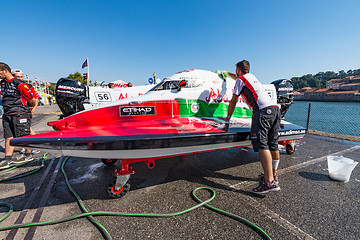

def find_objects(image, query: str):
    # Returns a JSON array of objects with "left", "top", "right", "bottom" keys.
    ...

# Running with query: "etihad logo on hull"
[{"left": 120, "top": 106, "right": 155, "bottom": 116}]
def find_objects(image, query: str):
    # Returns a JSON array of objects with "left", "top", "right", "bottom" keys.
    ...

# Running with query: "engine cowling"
[
  {"left": 55, "top": 78, "right": 87, "bottom": 117},
  {"left": 271, "top": 79, "right": 294, "bottom": 119}
]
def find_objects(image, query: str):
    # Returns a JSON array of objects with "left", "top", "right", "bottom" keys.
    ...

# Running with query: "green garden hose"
[
  {"left": 0, "top": 156, "right": 272, "bottom": 240},
  {"left": 0, "top": 153, "right": 48, "bottom": 182},
  {"left": 0, "top": 203, "right": 13, "bottom": 222}
]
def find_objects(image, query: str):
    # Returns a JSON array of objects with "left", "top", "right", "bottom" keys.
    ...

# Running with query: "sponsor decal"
[
  {"left": 19, "top": 118, "right": 27, "bottom": 123},
  {"left": 117, "top": 93, "right": 144, "bottom": 101},
  {"left": 176, "top": 69, "right": 194, "bottom": 74},
  {"left": 190, "top": 102, "right": 199, "bottom": 113},
  {"left": 279, "top": 129, "right": 306, "bottom": 136},
  {"left": 118, "top": 93, "right": 128, "bottom": 100},
  {"left": 56, "top": 90, "right": 72, "bottom": 94},
  {"left": 113, "top": 83, "right": 128, "bottom": 88},
  {"left": 95, "top": 92, "right": 112, "bottom": 102},
  {"left": 58, "top": 85, "right": 84, "bottom": 92},
  {"left": 278, "top": 87, "right": 293, "bottom": 91},
  {"left": 205, "top": 88, "right": 230, "bottom": 103},
  {"left": 120, "top": 106, "right": 155, "bottom": 116},
  {"left": 179, "top": 76, "right": 199, "bottom": 80}
]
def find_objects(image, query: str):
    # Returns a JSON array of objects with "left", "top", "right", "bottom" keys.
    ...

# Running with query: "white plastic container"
[{"left": 327, "top": 156, "right": 358, "bottom": 182}]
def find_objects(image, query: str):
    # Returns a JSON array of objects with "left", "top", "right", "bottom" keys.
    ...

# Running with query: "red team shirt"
[{"left": 0, "top": 77, "right": 40, "bottom": 114}]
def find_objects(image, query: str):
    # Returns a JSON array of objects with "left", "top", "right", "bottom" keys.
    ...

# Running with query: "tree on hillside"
[
  {"left": 291, "top": 74, "right": 321, "bottom": 89},
  {"left": 48, "top": 84, "right": 56, "bottom": 95},
  {"left": 337, "top": 70, "right": 347, "bottom": 79},
  {"left": 291, "top": 77, "right": 302, "bottom": 89},
  {"left": 67, "top": 72, "right": 86, "bottom": 84},
  {"left": 347, "top": 69, "right": 360, "bottom": 76},
  {"left": 291, "top": 68, "right": 360, "bottom": 90},
  {"left": 308, "top": 77, "right": 322, "bottom": 89},
  {"left": 322, "top": 71, "right": 337, "bottom": 80}
]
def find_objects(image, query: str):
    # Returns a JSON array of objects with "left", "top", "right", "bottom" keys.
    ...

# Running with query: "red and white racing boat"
[{"left": 11, "top": 69, "right": 305, "bottom": 198}]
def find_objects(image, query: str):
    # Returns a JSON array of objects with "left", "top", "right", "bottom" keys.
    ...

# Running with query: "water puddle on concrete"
[{"left": 69, "top": 162, "right": 103, "bottom": 184}]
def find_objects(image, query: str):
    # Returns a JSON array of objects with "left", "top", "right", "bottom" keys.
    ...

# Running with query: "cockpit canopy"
[{"left": 150, "top": 78, "right": 205, "bottom": 91}]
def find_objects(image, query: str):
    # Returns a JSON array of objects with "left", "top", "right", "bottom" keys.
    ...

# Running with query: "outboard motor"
[
  {"left": 271, "top": 79, "right": 294, "bottom": 119},
  {"left": 55, "top": 78, "right": 87, "bottom": 117}
]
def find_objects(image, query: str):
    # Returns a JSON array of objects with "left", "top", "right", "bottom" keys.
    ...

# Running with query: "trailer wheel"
[
  {"left": 102, "top": 159, "right": 117, "bottom": 166},
  {"left": 286, "top": 144, "right": 295, "bottom": 155},
  {"left": 107, "top": 180, "right": 131, "bottom": 198}
]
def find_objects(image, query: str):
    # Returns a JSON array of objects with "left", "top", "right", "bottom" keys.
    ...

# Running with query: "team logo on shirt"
[
  {"left": 19, "top": 118, "right": 28, "bottom": 123},
  {"left": 251, "top": 133, "right": 257, "bottom": 139}
]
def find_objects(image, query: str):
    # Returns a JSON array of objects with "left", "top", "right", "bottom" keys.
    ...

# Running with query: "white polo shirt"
[{"left": 233, "top": 73, "right": 276, "bottom": 111}]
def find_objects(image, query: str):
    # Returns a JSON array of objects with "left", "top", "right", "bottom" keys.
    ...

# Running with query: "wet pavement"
[{"left": 0, "top": 104, "right": 359, "bottom": 240}]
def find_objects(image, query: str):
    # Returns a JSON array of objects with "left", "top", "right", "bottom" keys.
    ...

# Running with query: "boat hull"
[{"left": 11, "top": 121, "right": 306, "bottom": 159}]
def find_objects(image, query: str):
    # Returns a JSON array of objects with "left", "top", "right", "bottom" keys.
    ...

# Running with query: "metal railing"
[{"left": 285, "top": 101, "right": 360, "bottom": 137}]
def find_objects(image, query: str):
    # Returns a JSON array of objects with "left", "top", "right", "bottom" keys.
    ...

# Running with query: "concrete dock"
[{"left": 0, "top": 104, "right": 359, "bottom": 240}]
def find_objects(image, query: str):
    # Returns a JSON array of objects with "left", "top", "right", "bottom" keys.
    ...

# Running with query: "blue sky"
[{"left": 1, "top": 0, "right": 359, "bottom": 85}]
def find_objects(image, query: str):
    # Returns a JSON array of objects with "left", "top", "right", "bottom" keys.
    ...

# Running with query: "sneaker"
[
  {"left": 0, "top": 160, "right": 14, "bottom": 170},
  {"left": 253, "top": 180, "right": 280, "bottom": 194},
  {"left": 259, "top": 173, "right": 278, "bottom": 186},
  {"left": 31, "top": 150, "right": 41, "bottom": 154},
  {"left": 13, "top": 156, "right": 34, "bottom": 164},
  {"left": 20, "top": 149, "right": 40, "bottom": 154}
]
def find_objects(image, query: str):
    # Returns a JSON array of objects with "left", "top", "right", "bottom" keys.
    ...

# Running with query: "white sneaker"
[
  {"left": 0, "top": 160, "right": 14, "bottom": 170},
  {"left": 13, "top": 156, "right": 34, "bottom": 164}
]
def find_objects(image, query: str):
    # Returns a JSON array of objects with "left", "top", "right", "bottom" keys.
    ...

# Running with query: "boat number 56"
[{"left": 95, "top": 92, "right": 112, "bottom": 102}]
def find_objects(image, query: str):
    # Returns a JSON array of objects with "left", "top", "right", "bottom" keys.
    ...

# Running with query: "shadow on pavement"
[{"left": 299, "top": 171, "right": 330, "bottom": 181}]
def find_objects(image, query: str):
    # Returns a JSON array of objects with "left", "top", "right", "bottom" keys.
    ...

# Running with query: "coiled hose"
[{"left": 0, "top": 156, "right": 272, "bottom": 240}]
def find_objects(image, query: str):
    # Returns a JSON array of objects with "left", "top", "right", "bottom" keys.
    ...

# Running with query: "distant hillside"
[{"left": 290, "top": 69, "right": 360, "bottom": 90}]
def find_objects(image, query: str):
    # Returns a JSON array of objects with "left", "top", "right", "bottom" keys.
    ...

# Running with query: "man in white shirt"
[{"left": 225, "top": 60, "right": 281, "bottom": 194}]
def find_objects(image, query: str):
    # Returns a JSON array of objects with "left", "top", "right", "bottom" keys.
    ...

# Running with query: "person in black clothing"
[
  {"left": 12, "top": 69, "right": 41, "bottom": 155},
  {"left": 0, "top": 63, "right": 38, "bottom": 169}
]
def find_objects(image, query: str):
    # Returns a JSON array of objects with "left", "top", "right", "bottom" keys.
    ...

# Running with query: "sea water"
[{"left": 285, "top": 101, "right": 360, "bottom": 137}]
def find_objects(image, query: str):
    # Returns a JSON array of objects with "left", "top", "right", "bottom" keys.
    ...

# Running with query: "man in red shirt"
[
  {"left": 12, "top": 69, "right": 41, "bottom": 155},
  {"left": 0, "top": 63, "right": 39, "bottom": 169}
]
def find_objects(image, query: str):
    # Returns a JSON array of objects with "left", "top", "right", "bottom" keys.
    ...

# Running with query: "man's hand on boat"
[{"left": 227, "top": 72, "right": 237, "bottom": 80}]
